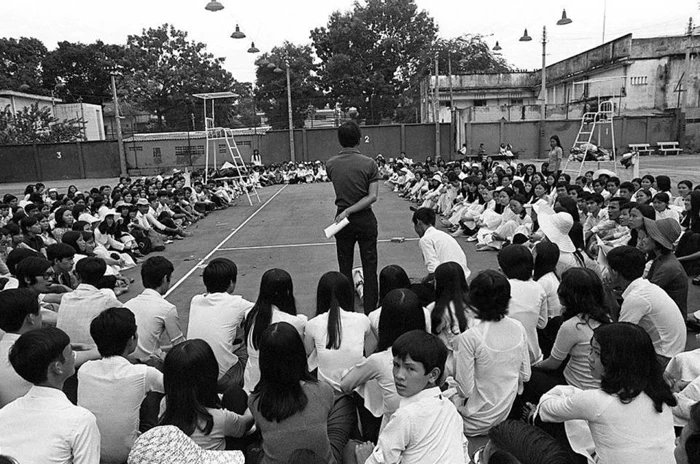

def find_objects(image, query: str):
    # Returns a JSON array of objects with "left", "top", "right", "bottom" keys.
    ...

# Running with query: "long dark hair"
[
  {"left": 377, "top": 289, "right": 426, "bottom": 352},
  {"left": 431, "top": 262, "right": 468, "bottom": 335},
  {"left": 160, "top": 340, "right": 220, "bottom": 435},
  {"left": 245, "top": 269, "right": 297, "bottom": 350},
  {"left": 682, "top": 191, "right": 700, "bottom": 229},
  {"left": 558, "top": 268, "right": 611, "bottom": 326},
  {"left": 316, "top": 271, "right": 353, "bottom": 350},
  {"left": 54, "top": 207, "right": 72, "bottom": 228},
  {"left": 594, "top": 323, "right": 676, "bottom": 412},
  {"left": 378, "top": 265, "right": 411, "bottom": 306},
  {"left": 533, "top": 241, "right": 560, "bottom": 281},
  {"left": 253, "top": 322, "right": 316, "bottom": 422}
]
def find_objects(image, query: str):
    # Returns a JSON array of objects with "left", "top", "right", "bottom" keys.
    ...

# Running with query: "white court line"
[
  {"left": 218, "top": 237, "right": 420, "bottom": 252},
  {"left": 164, "top": 184, "right": 288, "bottom": 298}
]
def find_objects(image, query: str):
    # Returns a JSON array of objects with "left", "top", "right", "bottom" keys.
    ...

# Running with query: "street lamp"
[
  {"left": 247, "top": 42, "right": 259, "bottom": 54},
  {"left": 517, "top": 9, "right": 572, "bottom": 155},
  {"left": 230, "top": 24, "right": 246, "bottom": 39},
  {"left": 204, "top": 0, "right": 223, "bottom": 11}
]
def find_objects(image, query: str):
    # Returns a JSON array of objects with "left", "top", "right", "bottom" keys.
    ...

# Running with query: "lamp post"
[
  {"left": 267, "top": 57, "right": 296, "bottom": 163},
  {"left": 517, "top": 9, "right": 572, "bottom": 157}
]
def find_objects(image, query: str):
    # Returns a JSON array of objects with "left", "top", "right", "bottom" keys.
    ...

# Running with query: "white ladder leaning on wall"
[{"left": 562, "top": 100, "right": 618, "bottom": 177}]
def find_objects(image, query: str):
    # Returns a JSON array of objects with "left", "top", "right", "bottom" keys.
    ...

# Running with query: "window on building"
[
  {"left": 510, "top": 99, "right": 524, "bottom": 105},
  {"left": 153, "top": 147, "right": 162, "bottom": 164},
  {"left": 474, "top": 99, "right": 488, "bottom": 107},
  {"left": 630, "top": 76, "right": 648, "bottom": 86},
  {"left": 127, "top": 146, "right": 143, "bottom": 152},
  {"left": 237, "top": 141, "right": 252, "bottom": 147}
]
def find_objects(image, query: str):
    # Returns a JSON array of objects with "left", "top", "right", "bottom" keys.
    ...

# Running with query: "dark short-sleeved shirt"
[
  {"left": 326, "top": 148, "right": 379, "bottom": 215},
  {"left": 647, "top": 253, "right": 689, "bottom": 317},
  {"left": 249, "top": 381, "right": 336, "bottom": 464}
]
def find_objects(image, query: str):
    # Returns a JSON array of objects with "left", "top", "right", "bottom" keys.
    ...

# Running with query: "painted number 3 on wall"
[
  {"left": 56, "top": 151, "right": 62, "bottom": 159},
  {"left": 364, "top": 136, "right": 370, "bottom": 143}
]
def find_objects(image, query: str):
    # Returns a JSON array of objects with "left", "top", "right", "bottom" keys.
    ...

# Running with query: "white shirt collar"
[
  {"left": 622, "top": 277, "right": 646, "bottom": 299},
  {"left": 399, "top": 386, "right": 443, "bottom": 408}
]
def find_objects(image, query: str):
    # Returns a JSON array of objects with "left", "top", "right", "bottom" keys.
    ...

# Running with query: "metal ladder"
[
  {"left": 222, "top": 128, "right": 261, "bottom": 206},
  {"left": 562, "top": 100, "right": 617, "bottom": 177}
]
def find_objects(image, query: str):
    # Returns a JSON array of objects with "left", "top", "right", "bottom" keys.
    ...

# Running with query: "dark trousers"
[{"left": 335, "top": 210, "right": 378, "bottom": 314}]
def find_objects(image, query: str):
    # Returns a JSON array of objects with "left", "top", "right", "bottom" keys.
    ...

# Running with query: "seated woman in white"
[
  {"left": 304, "top": 271, "right": 372, "bottom": 391},
  {"left": 535, "top": 322, "right": 677, "bottom": 464},
  {"left": 477, "top": 193, "right": 532, "bottom": 251},
  {"left": 340, "top": 288, "right": 426, "bottom": 436},
  {"left": 453, "top": 270, "right": 531, "bottom": 437},
  {"left": 243, "top": 268, "right": 307, "bottom": 393},
  {"left": 425, "top": 262, "right": 477, "bottom": 377},
  {"left": 368, "top": 265, "right": 431, "bottom": 341},
  {"left": 475, "top": 188, "right": 517, "bottom": 249}
]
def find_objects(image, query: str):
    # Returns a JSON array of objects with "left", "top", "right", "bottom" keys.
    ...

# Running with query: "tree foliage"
[
  {"left": 0, "top": 37, "right": 48, "bottom": 93},
  {"left": 311, "top": 0, "right": 438, "bottom": 125},
  {"left": 41, "top": 41, "right": 125, "bottom": 105},
  {"left": 121, "top": 24, "right": 239, "bottom": 131},
  {"left": 0, "top": 103, "right": 85, "bottom": 145},
  {"left": 254, "top": 42, "right": 320, "bottom": 129}
]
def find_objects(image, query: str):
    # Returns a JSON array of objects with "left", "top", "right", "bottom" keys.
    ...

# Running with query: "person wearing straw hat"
[{"left": 641, "top": 217, "right": 688, "bottom": 320}]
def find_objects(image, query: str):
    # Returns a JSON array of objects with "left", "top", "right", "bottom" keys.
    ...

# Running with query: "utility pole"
[
  {"left": 110, "top": 73, "right": 127, "bottom": 177},
  {"left": 434, "top": 54, "right": 440, "bottom": 158},
  {"left": 285, "top": 60, "right": 295, "bottom": 163},
  {"left": 448, "top": 51, "right": 455, "bottom": 159},
  {"left": 539, "top": 26, "right": 548, "bottom": 159}
]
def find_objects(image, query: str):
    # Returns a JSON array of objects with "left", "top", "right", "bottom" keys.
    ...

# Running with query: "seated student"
[
  {"left": 348, "top": 330, "right": 465, "bottom": 464},
  {"left": 188, "top": 258, "right": 252, "bottom": 392},
  {"left": 47, "top": 243, "right": 78, "bottom": 290},
  {"left": 305, "top": 272, "right": 373, "bottom": 391},
  {"left": 472, "top": 420, "right": 572, "bottom": 464},
  {"left": 607, "top": 246, "right": 686, "bottom": 366},
  {"left": 160, "top": 339, "right": 254, "bottom": 451},
  {"left": 678, "top": 190, "right": 700, "bottom": 277},
  {"left": 498, "top": 245, "right": 548, "bottom": 364},
  {"left": 452, "top": 270, "right": 531, "bottom": 437},
  {"left": 340, "top": 289, "right": 427, "bottom": 440},
  {"left": 653, "top": 193, "right": 680, "bottom": 222},
  {"left": 0, "top": 327, "right": 101, "bottom": 463},
  {"left": 524, "top": 268, "right": 611, "bottom": 403},
  {"left": 426, "top": 262, "right": 476, "bottom": 376},
  {"left": 124, "top": 256, "right": 185, "bottom": 367},
  {"left": 675, "top": 401, "right": 700, "bottom": 464},
  {"left": 0, "top": 288, "right": 97, "bottom": 408},
  {"left": 78, "top": 307, "right": 164, "bottom": 464},
  {"left": 57, "top": 257, "right": 123, "bottom": 346},
  {"left": 477, "top": 194, "right": 532, "bottom": 251},
  {"left": 535, "top": 323, "right": 676, "bottom": 464},
  {"left": 367, "top": 265, "right": 414, "bottom": 339},
  {"left": 640, "top": 217, "right": 688, "bottom": 319},
  {"left": 243, "top": 269, "right": 307, "bottom": 393},
  {"left": 15, "top": 255, "right": 69, "bottom": 325},
  {"left": 412, "top": 207, "right": 470, "bottom": 283},
  {"left": 249, "top": 322, "right": 353, "bottom": 464},
  {"left": 19, "top": 216, "right": 46, "bottom": 256}
]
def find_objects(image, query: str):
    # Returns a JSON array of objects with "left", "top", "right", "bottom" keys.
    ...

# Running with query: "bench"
[
  {"left": 628, "top": 143, "right": 653, "bottom": 156},
  {"left": 657, "top": 141, "right": 682, "bottom": 156}
]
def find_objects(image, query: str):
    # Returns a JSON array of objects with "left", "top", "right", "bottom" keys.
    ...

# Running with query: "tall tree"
[
  {"left": 0, "top": 103, "right": 85, "bottom": 145},
  {"left": 254, "top": 42, "right": 320, "bottom": 129},
  {"left": 0, "top": 37, "right": 48, "bottom": 93},
  {"left": 121, "top": 24, "right": 239, "bottom": 131},
  {"left": 311, "top": 0, "right": 438, "bottom": 125},
  {"left": 41, "top": 41, "right": 125, "bottom": 105}
]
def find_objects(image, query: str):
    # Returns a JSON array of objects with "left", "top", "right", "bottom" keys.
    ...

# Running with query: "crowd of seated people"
[{"left": 1, "top": 141, "right": 700, "bottom": 464}]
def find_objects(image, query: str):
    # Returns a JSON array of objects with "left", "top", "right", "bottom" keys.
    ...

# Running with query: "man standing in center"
[{"left": 327, "top": 121, "right": 379, "bottom": 314}]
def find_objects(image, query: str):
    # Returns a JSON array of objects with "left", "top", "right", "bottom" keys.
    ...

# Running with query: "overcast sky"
[{"left": 2, "top": 0, "right": 697, "bottom": 84}]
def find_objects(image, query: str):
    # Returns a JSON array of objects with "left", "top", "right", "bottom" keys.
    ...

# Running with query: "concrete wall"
[
  {"left": 0, "top": 141, "right": 120, "bottom": 183},
  {"left": 54, "top": 103, "right": 106, "bottom": 141},
  {"left": 464, "top": 115, "right": 678, "bottom": 159}
]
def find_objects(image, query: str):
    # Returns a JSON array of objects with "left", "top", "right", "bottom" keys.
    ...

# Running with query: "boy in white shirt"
[
  {"left": 0, "top": 327, "right": 101, "bottom": 464},
  {"left": 348, "top": 330, "right": 465, "bottom": 464},
  {"left": 78, "top": 307, "right": 164, "bottom": 464},
  {"left": 187, "top": 257, "right": 253, "bottom": 392}
]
